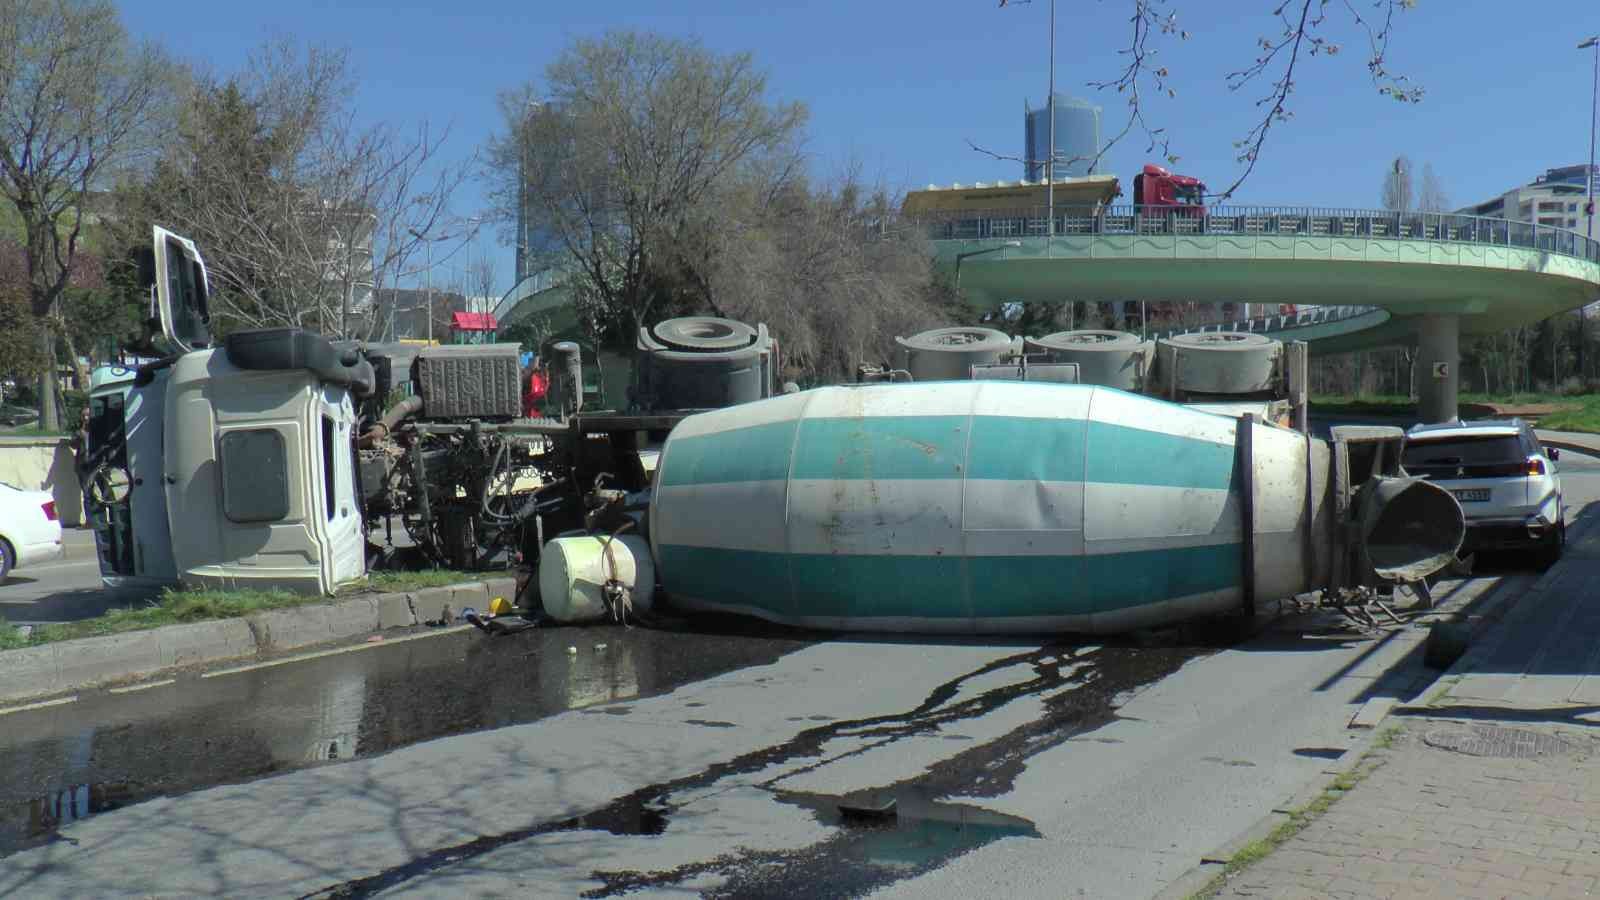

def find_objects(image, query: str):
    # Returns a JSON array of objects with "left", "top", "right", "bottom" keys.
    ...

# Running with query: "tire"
[
  {"left": 1156, "top": 332, "right": 1280, "bottom": 395},
  {"left": 1025, "top": 330, "right": 1151, "bottom": 390},
  {"left": 0, "top": 538, "right": 14, "bottom": 581},
  {"left": 650, "top": 317, "right": 756, "bottom": 352},
  {"left": 1027, "top": 329, "right": 1145, "bottom": 352},
  {"left": 1424, "top": 622, "right": 1471, "bottom": 670},
  {"left": 1536, "top": 520, "right": 1566, "bottom": 571}
]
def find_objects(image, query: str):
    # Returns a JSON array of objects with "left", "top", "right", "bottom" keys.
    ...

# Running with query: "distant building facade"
[
  {"left": 372, "top": 288, "right": 467, "bottom": 343},
  {"left": 1024, "top": 94, "right": 1102, "bottom": 181},
  {"left": 1458, "top": 164, "right": 1598, "bottom": 235}
]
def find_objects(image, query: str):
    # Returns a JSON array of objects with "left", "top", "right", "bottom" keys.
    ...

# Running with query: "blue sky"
[{"left": 123, "top": 1, "right": 1600, "bottom": 296}]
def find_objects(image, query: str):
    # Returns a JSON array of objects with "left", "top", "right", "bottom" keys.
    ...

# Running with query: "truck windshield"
[{"left": 1174, "top": 184, "right": 1204, "bottom": 206}]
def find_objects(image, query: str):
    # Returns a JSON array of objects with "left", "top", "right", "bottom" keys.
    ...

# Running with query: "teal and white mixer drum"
[{"left": 648, "top": 382, "right": 1464, "bottom": 634}]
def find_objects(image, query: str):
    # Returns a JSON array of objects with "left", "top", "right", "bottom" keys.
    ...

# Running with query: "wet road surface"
[
  {"left": 0, "top": 621, "right": 811, "bottom": 857},
  {"left": 310, "top": 640, "right": 1205, "bottom": 898},
  {"left": 0, "top": 621, "right": 1223, "bottom": 898}
]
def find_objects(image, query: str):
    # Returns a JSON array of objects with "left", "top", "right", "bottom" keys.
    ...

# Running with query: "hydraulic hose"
[{"left": 358, "top": 395, "right": 424, "bottom": 448}]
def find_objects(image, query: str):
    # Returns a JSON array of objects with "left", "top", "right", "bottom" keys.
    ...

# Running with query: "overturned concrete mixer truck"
[
  {"left": 87, "top": 226, "right": 1464, "bottom": 635},
  {"left": 584, "top": 322, "right": 1466, "bottom": 634}
]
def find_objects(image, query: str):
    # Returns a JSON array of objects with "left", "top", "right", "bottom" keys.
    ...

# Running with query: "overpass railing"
[
  {"left": 1145, "top": 304, "right": 1385, "bottom": 342},
  {"left": 920, "top": 204, "right": 1600, "bottom": 264}
]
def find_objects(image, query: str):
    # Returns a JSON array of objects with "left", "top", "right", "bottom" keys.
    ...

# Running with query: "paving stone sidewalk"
[
  {"left": 1214, "top": 722, "right": 1600, "bottom": 899},
  {"left": 1208, "top": 493, "right": 1600, "bottom": 900}
]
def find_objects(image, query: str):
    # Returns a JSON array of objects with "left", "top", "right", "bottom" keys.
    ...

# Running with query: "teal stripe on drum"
[
  {"left": 790, "top": 416, "right": 967, "bottom": 481},
  {"left": 1085, "top": 421, "right": 1236, "bottom": 490},
  {"left": 657, "top": 419, "right": 798, "bottom": 487},
  {"left": 657, "top": 543, "right": 1242, "bottom": 621},
  {"left": 966, "top": 416, "right": 1086, "bottom": 483}
]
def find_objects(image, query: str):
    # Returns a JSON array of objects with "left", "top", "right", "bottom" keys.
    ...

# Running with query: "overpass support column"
[{"left": 1416, "top": 313, "right": 1460, "bottom": 424}]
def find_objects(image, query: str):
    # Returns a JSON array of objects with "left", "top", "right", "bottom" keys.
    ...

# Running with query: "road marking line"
[
  {"left": 200, "top": 625, "right": 475, "bottom": 679},
  {"left": 108, "top": 678, "right": 176, "bottom": 694},
  {"left": 0, "top": 695, "right": 78, "bottom": 716}
]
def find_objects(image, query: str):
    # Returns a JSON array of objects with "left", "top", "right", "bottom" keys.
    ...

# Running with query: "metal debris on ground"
[{"left": 1291, "top": 583, "right": 1435, "bottom": 631}]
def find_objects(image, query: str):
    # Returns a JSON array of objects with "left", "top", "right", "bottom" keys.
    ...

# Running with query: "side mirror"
[
  {"left": 1548, "top": 447, "right": 1561, "bottom": 461},
  {"left": 131, "top": 246, "right": 157, "bottom": 290}
]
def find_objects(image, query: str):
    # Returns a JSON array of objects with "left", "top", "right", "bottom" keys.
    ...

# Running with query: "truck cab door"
[{"left": 151, "top": 226, "right": 212, "bottom": 353}]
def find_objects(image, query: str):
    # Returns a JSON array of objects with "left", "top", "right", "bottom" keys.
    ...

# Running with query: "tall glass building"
[{"left": 1024, "top": 94, "right": 1102, "bottom": 181}]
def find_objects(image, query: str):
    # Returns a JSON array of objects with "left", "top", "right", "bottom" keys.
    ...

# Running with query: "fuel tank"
[{"left": 648, "top": 382, "right": 1462, "bottom": 634}]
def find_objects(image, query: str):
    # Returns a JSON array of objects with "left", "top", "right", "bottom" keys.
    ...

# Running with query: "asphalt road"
[
  {"left": 0, "top": 451, "right": 1594, "bottom": 897},
  {"left": 0, "top": 529, "right": 159, "bottom": 626}
]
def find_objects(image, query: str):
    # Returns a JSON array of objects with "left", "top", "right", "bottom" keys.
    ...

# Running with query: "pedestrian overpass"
[{"left": 930, "top": 205, "right": 1600, "bottom": 422}]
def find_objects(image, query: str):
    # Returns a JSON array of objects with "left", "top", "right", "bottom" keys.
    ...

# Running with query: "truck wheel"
[
  {"left": 0, "top": 538, "right": 13, "bottom": 581},
  {"left": 1536, "top": 521, "right": 1566, "bottom": 571},
  {"left": 1424, "top": 621, "right": 1470, "bottom": 670}
]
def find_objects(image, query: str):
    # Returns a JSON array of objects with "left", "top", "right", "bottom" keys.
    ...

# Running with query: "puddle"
[{"left": 0, "top": 625, "right": 809, "bottom": 856}]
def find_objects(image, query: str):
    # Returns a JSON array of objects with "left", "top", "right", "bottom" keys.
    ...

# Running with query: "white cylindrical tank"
[
  {"left": 1154, "top": 332, "right": 1281, "bottom": 395},
  {"left": 539, "top": 534, "right": 656, "bottom": 623},
  {"left": 650, "top": 383, "right": 1339, "bottom": 634},
  {"left": 895, "top": 327, "right": 1013, "bottom": 381},
  {"left": 1025, "top": 330, "right": 1152, "bottom": 390}
]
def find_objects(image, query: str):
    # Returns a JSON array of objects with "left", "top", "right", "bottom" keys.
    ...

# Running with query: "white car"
[
  {"left": 1401, "top": 419, "right": 1563, "bottom": 566},
  {"left": 0, "top": 481, "right": 64, "bottom": 579}
]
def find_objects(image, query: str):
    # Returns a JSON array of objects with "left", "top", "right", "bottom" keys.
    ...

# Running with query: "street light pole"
[
  {"left": 1583, "top": 36, "right": 1599, "bottom": 242},
  {"left": 1580, "top": 36, "right": 1599, "bottom": 381},
  {"left": 1046, "top": 0, "right": 1056, "bottom": 237},
  {"left": 954, "top": 241, "right": 1023, "bottom": 298}
]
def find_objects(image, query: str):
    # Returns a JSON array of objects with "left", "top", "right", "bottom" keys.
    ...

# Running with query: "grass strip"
[
  {"left": 1310, "top": 392, "right": 1600, "bottom": 434},
  {"left": 1188, "top": 725, "right": 1403, "bottom": 899},
  {"left": 0, "top": 569, "right": 490, "bottom": 651}
]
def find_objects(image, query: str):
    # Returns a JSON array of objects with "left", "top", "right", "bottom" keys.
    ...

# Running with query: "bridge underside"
[
  {"left": 956, "top": 257, "right": 1597, "bottom": 339},
  {"left": 944, "top": 236, "right": 1600, "bottom": 421}
]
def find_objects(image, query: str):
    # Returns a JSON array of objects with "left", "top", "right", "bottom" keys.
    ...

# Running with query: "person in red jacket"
[{"left": 523, "top": 356, "right": 548, "bottom": 418}]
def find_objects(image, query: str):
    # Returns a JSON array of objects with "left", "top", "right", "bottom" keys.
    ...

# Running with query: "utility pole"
[
  {"left": 1580, "top": 36, "right": 1598, "bottom": 380},
  {"left": 1046, "top": 0, "right": 1056, "bottom": 237}
]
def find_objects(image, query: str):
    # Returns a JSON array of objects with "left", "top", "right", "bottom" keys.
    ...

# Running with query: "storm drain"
[{"left": 1422, "top": 726, "right": 1576, "bottom": 759}]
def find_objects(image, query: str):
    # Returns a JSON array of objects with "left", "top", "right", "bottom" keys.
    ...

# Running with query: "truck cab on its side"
[{"left": 87, "top": 226, "right": 370, "bottom": 596}]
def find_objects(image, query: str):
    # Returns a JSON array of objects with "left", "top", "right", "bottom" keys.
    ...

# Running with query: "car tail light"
[
  {"left": 1526, "top": 457, "right": 1546, "bottom": 477},
  {"left": 41, "top": 500, "right": 56, "bottom": 521}
]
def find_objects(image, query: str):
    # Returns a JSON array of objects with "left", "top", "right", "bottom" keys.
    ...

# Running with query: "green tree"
[{"left": 0, "top": 0, "right": 172, "bottom": 429}]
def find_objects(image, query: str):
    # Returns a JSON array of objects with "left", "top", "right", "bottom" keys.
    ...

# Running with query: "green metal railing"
[
  {"left": 920, "top": 205, "right": 1600, "bottom": 264},
  {"left": 1146, "top": 305, "right": 1387, "bottom": 341}
]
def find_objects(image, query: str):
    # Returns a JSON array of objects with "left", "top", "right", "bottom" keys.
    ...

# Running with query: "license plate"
[{"left": 1453, "top": 488, "right": 1490, "bottom": 502}]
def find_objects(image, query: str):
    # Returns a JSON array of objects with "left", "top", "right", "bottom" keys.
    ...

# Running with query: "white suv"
[{"left": 1401, "top": 419, "right": 1564, "bottom": 567}]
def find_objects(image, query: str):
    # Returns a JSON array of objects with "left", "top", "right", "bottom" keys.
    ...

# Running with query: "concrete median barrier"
[{"left": 0, "top": 579, "right": 527, "bottom": 706}]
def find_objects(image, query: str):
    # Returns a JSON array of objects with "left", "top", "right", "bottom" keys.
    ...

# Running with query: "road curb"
[
  {"left": 1151, "top": 725, "right": 1394, "bottom": 900},
  {"left": 0, "top": 576, "right": 524, "bottom": 706}
]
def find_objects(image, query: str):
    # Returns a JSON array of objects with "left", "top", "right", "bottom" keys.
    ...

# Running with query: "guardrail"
[
  {"left": 919, "top": 204, "right": 1600, "bottom": 264},
  {"left": 1146, "top": 304, "right": 1386, "bottom": 342}
]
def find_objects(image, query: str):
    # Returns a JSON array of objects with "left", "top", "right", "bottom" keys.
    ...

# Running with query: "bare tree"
[
  {"left": 125, "top": 41, "right": 469, "bottom": 340},
  {"left": 972, "top": 1, "right": 1422, "bottom": 200},
  {"left": 467, "top": 253, "right": 498, "bottom": 337},
  {"left": 1418, "top": 161, "right": 1449, "bottom": 212},
  {"left": 1381, "top": 155, "right": 1414, "bottom": 211},
  {"left": 486, "top": 30, "right": 807, "bottom": 348},
  {"left": 691, "top": 168, "right": 957, "bottom": 382},
  {"left": 0, "top": 0, "right": 173, "bottom": 429}
]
